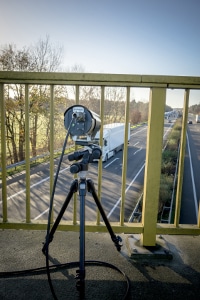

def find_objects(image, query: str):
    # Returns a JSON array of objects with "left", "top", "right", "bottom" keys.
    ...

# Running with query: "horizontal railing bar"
[
  {"left": 0, "top": 221, "right": 200, "bottom": 235},
  {"left": 0, "top": 71, "right": 200, "bottom": 88},
  {"left": 0, "top": 220, "right": 143, "bottom": 233},
  {"left": 168, "top": 84, "right": 200, "bottom": 89},
  {"left": 156, "top": 223, "right": 200, "bottom": 235}
]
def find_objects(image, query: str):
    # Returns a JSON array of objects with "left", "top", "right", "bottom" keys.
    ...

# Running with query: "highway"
[
  {"left": 180, "top": 116, "right": 200, "bottom": 224},
  {"left": 0, "top": 125, "right": 148, "bottom": 223},
  {"left": 2, "top": 119, "right": 199, "bottom": 225},
  {"left": 0, "top": 123, "right": 173, "bottom": 224}
]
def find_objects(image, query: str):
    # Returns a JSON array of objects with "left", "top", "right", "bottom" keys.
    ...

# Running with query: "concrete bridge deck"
[{"left": 0, "top": 230, "right": 200, "bottom": 299}]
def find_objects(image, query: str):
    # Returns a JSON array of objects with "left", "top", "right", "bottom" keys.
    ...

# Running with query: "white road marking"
[
  {"left": 130, "top": 127, "right": 146, "bottom": 136},
  {"left": 1, "top": 166, "right": 70, "bottom": 203},
  {"left": 107, "top": 124, "right": 172, "bottom": 218},
  {"left": 107, "top": 162, "right": 145, "bottom": 218},
  {"left": 186, "top": 132, "right": 198, "bottom": 220},
  {"left": 104, "top": 158, "right": 119, "bottom": 168},
  {"left": 34, "top": 205, "right": 56, "bottom": 220},
  {"left": 133, "top": 142, "right": 139, "bottom": 146},
  {"left": 134, "top": 147, "right": 142, "bottom": 155},
  {"left": 164, "top": 126, "right": 172, "bottom": 138},
  {"left": 3, "top": 124, "right": 172, "bottom": 221}
]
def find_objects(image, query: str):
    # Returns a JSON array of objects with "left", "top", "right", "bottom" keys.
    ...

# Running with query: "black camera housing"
[{"left": 64, "top": 105, "right": 101, "bottom": 141}]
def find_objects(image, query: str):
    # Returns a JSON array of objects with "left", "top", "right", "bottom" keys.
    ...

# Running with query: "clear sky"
[{"left": 1, "top": 0, "right": 200, "bottom": 108}]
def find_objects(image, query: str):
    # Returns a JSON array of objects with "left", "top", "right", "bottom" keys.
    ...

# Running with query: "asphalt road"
[
  {"left": 2, "top": 121, "right": 192, "bottom": 225},
  {"left": 1, "top": 125, "right": 148, "bottom": 223},
  {"left": 180, "top": 118, "right": 200, "bottom": 224}
]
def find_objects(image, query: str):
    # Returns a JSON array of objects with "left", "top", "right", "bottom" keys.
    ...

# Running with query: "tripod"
[{"left": 42, "top": 145, "right": 122, "bottom": 292}]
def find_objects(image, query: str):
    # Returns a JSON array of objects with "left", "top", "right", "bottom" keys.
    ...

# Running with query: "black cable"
[
  {"left": 0, "top": 260, "right": 130, "bottom": 300},
  {"left": 45, "top": 117, "right": 75, "bottom": 299}
]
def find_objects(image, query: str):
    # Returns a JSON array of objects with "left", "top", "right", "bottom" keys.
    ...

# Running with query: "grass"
[{"left": 158, "top": 118, "right": 182, "bottom": 221}]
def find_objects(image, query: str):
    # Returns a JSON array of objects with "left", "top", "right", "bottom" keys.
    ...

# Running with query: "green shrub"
[{"left": 158, "top": 118, "right": 181, "bottom": 217}]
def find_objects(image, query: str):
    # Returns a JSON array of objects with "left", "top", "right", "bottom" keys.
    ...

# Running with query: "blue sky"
[{"left": 1, "top": 0, "right": 200, "bottom": 107}]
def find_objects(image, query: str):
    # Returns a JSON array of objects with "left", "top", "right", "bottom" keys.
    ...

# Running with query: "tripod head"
[{"left": 68, "top": 142, "right": 102, "bottom": 175}]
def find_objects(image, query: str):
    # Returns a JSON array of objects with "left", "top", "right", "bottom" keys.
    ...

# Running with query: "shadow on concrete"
[{"left": 0, "top": 230, "right": 200, "bottom": 299}]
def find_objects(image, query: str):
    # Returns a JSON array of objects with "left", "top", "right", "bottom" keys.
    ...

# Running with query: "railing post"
[
  {"left": 141, "top": 87, "right": 166, "bottom": 246},
  {"left": 120, "top": 86, "right": 130, "bottom": 226},
  {"left": 50, "top": 85, "right": 54, "bottom": 223},
  {"left": 0, "top": 83, "right": 7, "bottom": 222},
  {"left": 25, "top": 84, "right": 31, "bottom": 223},
  {"left": 72, "top": 85, "right": 79, "bottom": 225},
  {"left": 97, "top": 86, "right": 105, "bottom": 225},
  {"left": 174, "top": 89, "right": 189, "bottom": 226}
]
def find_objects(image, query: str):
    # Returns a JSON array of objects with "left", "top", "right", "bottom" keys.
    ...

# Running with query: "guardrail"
[
  {"left": 0, "top": 153, "right": 50, "bottom": 172},
  {"left": 1, "top": 72, "right": 200, "bottom": 246},
  {"left": 0, "top": 146, "right": 73, "bottom": 172}
]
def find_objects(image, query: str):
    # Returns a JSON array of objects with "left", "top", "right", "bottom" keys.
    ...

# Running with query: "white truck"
[
  {"left": 94, "top": 123, "right": 130, "bottom": 162},
  {"left": 196, "top": 114, "right": 200, "bottom": 123}
]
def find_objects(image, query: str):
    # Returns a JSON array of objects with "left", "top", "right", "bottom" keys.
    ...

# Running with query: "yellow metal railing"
[{"left": 1, "top": 71, "right": 200, "bottom": 246}]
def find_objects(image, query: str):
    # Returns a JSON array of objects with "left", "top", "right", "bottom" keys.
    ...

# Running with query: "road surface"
[{"left": 1, "top": 121, "right": 186, "bottom": 225}]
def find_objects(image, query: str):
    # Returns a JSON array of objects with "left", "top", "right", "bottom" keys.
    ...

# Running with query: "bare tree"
[
  {"left": 0, "top": 44, "right": 35, "bottom": 162},
  {"left": 31, "top": 35, "right": 63, "bottom": 72},
  {"left": 0, "top": 44, "right": 34, "bottom": 71},
  {"left": 0, "top": 37, "right": 64, "bottom": 163},
  {"left": 28, "top": 36, "right": 64, "bottom": 155}
]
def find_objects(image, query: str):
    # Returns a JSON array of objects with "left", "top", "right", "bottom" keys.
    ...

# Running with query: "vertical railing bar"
[
  {"left": 25, "top": 84, "right": 31, "bottom": 223},
  {"left": 141, "top": 87, "right": 166, "bottom": 246},
  {"left": 97, "top": 86, "right": 105, "bottom": 225},
  {"left": 0, "top": 83, "right": 7, "bottom": 222},
  {"left": 120, "top": 86, "right": 130, "bottom": 226},
  {"left": 50, "top": 85, "right": 54, "bottom": 223},
  {"left": 198, "top": 198, "right": 200, "bottom": 228},
  {"left": 174, "top": 89, "right": 189, "bottom": 227},
  {"left": 72, "top": 85, "right": 79, "bottom": 225}
]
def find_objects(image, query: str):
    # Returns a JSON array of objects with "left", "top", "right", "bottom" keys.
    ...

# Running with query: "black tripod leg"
[
  {"left": 87, "top": 179, "right": 122, "bottom": 251},
  {"left": 75, "top": 179, "right": 86, "bottom": 297},
  {"left": 42, "top": 179, "right": 78, "bottom": 254}
]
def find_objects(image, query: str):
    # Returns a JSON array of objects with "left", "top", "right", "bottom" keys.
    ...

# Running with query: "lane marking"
[
  {"left": 107, "top": 162, "right": 145, "bottom": 218},
  {"left": 163, "top": 125, "right": 172, "bottom": 140},
  {"left": 104, "top": 158, "right": 119, "bottom": 169},
  {"left": 0, "top": 166, "right": 70, "bottom": 203},
  {"left": 107, "top": 124, "right": 171, "bottom": 218},
  {"left": 34, "top": 205, "right": 56, "bottom": 220},
  {"left": 34, "top": 208, "right": 50, "bottom": 220},
  {"left": 134, "top": 147, "right": 142, "bottom": 155},
  {"left": 7, "top": 177, "right": 50, "bottom": 201},
  {"left": 130, "top": 127, "right": 147, "bottom": 136},
  {"left": 133, "top": 142, "right": 139, "bottom": 146},
  {"left": 3, "top": 124, "right": 172, "bottom": 215},
  {"left": 186, "top": 132, "right": 198, "bottom": 220}
]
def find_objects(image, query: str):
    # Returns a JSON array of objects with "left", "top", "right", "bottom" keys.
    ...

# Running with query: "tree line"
[
  {"left": 189, "top": 103, "right": 200, "bottom": 115},
  {"left": 0, "top": 37, "right": 153, "bottom": 165}
]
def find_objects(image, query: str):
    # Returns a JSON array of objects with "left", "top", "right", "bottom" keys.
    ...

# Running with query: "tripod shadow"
[
  {"left": 46, "top": 252, "right": 76, "bottom": 281},
  {"left": 44, "top": 252, "right": 129, "bottom": 300}
]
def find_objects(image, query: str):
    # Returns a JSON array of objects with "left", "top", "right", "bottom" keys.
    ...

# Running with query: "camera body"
[{"left": 64, "top": 105, "right": 101, "bottom": 141}]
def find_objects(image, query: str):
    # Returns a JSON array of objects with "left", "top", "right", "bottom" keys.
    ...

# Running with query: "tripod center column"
[{"left": 77, "top": 178, "right": 87, "bottom": 283}]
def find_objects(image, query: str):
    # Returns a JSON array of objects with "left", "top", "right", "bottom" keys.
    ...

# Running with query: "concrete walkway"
[{"left": 0, "top": 230, "right": 200, "bottom": 299}]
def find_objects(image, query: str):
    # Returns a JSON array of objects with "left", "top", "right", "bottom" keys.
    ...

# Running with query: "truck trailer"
[
  {"left": 196, "top": 114, "right": 200, "bottom": 123},
  {"left": 94, "top": 123, "right": 130, "bottom": 162}
]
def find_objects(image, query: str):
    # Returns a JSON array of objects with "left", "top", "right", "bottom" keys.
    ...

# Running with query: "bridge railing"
[{"left": 0, "top": 71, "right": 200, "bottom": 246}]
